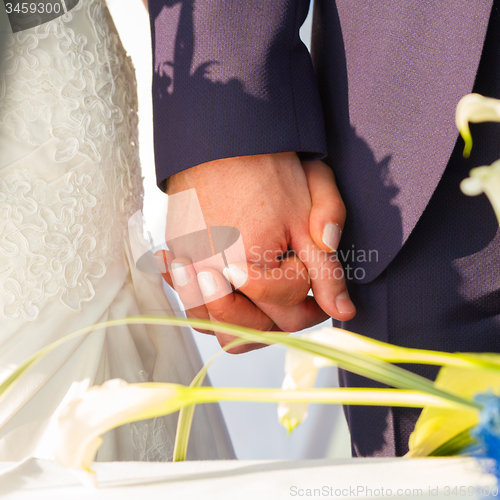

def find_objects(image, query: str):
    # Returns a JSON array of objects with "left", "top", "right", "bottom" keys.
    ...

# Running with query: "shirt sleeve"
[{"left": 149, "top": 0, "right": 327, "bottom": 191}]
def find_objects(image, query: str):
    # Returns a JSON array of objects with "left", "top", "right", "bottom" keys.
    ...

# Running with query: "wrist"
[{"left": 167, "top": 152, "right": 299, "bottom": 195}]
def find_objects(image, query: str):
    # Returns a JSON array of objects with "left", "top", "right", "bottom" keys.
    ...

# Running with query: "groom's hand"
[{"left": 158, "top": 152, "right": 355, "bottom": 352}]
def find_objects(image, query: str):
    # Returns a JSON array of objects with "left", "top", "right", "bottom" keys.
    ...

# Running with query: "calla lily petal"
[
  {"left": 277, "top": 327, "right": 487, "bottom": 434},
  {"left": 456, "top": 94, "right": 500, "bottom": 157},
  {"left": 55, "top": 378, "right": 188, "bottom": 485},
  {"left": 460, "top": 160, "right": 500, "bottom": 225},
  {"left": 278, "top": 351, "right": 329, "bottom": 432},
  {"left": 277, "top": 327, "right": 389, "bottom": 433}
]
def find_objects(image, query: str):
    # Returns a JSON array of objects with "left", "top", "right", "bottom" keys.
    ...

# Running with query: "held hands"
[{"left": 156, "top": 152, "right": 355, "bottom": 353}]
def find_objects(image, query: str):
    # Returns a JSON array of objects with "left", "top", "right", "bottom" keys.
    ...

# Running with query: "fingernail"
[
  {"left": 197, "top": 272, "right": 219, "bottom": 297},
  {"left": 322, "top": 222, "right": 342, "bottom": 252},
  {"left": 154, "top": 253, "right": 166, "bottom": 273},
  {"left": 223, "top": 265, "right": 248, "bottom": 289},
  {"left": 336, "top": 291, "right": 356, "bottom": 315},
  {"left": 171, "top": 262, "right": 189, "bottom": 286}
]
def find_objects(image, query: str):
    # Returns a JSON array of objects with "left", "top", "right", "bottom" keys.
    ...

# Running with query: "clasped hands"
[{"left": 156, "top": 152, "right": 356, "bottom": 354}]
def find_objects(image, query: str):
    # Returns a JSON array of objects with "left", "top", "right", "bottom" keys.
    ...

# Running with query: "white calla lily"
[
  {"left": 55, "top": 372, "right": 458, "bottom": 486},
  {"left": 55, "top": 378, "right": 188, "bottom": 486},
  {"left": 2, "top": 315, "right": 491, "bottom": 480},
  {"left": 278, "top": 349, "right": 331, "bottom": 433},
  {"left": 276, "top": 326, "right": 484, "bottom": 433},
  {"left": 456, "top": 93, "right": 500, "bottom": 158},
  {"left": 278, "top": 327, "right": 395, "bottom": 433},
  {"left": 460, "top": 159, "right": 500, "bottom": 225}
]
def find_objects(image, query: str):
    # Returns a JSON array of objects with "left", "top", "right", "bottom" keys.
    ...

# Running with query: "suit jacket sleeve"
[{"left": 149, "top": 0, "right": 327, "bottom": 191}]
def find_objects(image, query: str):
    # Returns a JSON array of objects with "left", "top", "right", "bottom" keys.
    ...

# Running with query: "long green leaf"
[
  {"left": 262, "top": 335, "right": 480, "bottom": 410},
  {"left": 136, "top": 317, "right": 481, "bottom": 410}
]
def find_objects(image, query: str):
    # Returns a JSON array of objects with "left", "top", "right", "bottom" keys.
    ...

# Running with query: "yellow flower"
[
  {"left": 408, "top": 362, "right": 500, "bottom": 457},
  {"left": 456, "top": 93, "right": 500, "bottom": 158},
  {"left": 460, "top": 159, "right": 500, "bottom": 225},
  {"left": 55, "top": 378, "right": 189, "bottom": 486}
]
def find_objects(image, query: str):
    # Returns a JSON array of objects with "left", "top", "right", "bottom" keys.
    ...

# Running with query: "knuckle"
[{"left": 317, "top": 256, "right": 344, "bottom": 282}]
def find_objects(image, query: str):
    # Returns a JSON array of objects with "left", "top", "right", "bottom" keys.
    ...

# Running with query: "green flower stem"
[
  {"left": 183, "top": 387, "right": 474, "bottom": 410},
  {"left": 269, "top": 336, "right": 480, "bottom": 409},
  {"left": 304, "top": 332, "right": 500, "bottom": 371},
  {"left": 342, "top": 345, "right": 500, "bottom": 369},
  {"left": 143, "top": 317, "right": 482, "bottom": 411},
  {"left": 137, "top": 316, "right": 481, "bottom": 411},
  {"left": 173, "top": 338, "right": 248, "bottom": 462},
  {"left": 461, "top": 131, "right": 473, "bottom": 158},
  {"left": 1, "top": 316, "right": 482, "bottom": 412}
]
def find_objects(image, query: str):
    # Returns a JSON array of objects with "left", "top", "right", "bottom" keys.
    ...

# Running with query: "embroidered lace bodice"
[{"left": 0, "top": 0, "right": 144, "bottom": 321}]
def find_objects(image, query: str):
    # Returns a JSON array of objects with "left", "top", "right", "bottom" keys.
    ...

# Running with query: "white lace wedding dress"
[{"left": 0, "top": 0, "right": 234, "bottom": 462}]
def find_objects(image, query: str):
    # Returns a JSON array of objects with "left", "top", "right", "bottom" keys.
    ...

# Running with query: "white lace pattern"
[
  {"left": 0, "top": 0, "right": 144, "bottom": 321},
  {"left": 129, "top": 371, "right": 175, "bottom": 461}
]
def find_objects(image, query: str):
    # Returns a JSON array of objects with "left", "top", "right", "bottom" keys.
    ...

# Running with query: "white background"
[{"left": 106, "top": 0, "right": 351, "bottom": 460}]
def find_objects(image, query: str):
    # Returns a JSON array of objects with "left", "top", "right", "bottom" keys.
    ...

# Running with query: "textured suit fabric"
[
  {"left": 337, "top": 0, "right": 500, "bottom": 456},
  {"left": 149, "top": 0, "right": 327, "bottom": 192},
  {"left": 149, "top": 0, "right": 500, "bottom": 457},
  {"left": 312, "top": 0, "right": 493, "bottom": 282}
]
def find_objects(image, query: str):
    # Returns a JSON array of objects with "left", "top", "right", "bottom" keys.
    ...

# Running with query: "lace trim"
[
  {"left": 130, "top": 416, "right": 175, "bottom": 462},
  {"left": 129, "top": 370, "right": 175, "bottom": 462},
  {"left": 0, "top": 0, "right": 144, "bottom": 320}
]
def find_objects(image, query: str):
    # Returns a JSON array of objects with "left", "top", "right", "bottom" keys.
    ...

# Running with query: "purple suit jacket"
[{"left": 149, "top": 0, "right": 493, "bottom": 283}]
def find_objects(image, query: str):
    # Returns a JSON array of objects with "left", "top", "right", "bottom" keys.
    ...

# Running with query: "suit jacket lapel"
[{"left": 331, "top": 0, "right": 494, "bottom": 282}]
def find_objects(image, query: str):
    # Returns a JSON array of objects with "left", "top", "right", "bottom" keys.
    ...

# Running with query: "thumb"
[{"left": 303, "top": 160, "right": 346, "bottom": 253}]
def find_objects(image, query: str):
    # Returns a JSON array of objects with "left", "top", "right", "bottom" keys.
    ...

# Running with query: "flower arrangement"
[{"left": 1, "top": 93, "right": 500, "bottom": 488}]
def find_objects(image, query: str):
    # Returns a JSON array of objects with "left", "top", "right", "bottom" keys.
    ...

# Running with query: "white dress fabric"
[{"left": 0, "top": 0, "right": 234, "bottom": 462}]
